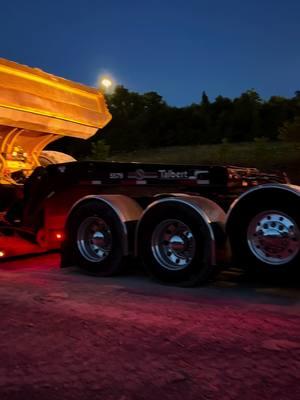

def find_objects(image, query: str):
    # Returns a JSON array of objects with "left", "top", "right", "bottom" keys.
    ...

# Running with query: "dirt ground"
[{"left": 0, "top": 254, "right": 299, "bottom": 400}]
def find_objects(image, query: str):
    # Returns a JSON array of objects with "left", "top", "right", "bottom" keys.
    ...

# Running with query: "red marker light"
[
  {"left": 55, "top": 233, "right": 63, "bottom": 240},
  {"left": 0, "top": 251, "right": 5, "bottom": 257}
]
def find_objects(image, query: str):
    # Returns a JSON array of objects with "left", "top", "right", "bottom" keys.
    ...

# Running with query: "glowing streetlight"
[
  {"left": 97, "top": 74, "right": 115, "bottom": 94},
  {"left": 101, "top": 78, "right": 112, "bottom": 89}
]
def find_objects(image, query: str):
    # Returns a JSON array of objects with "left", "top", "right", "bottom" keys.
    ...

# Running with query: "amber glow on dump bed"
[
  {"left": 0, "top": 57, "right": 112, "bottom": 132},
  {"left": 0, "top": 102, "right": 100, "bottom": 128},
  {"left": 0, "top": 63, "right": 98, "bottom": 98},
  {"left": 0, "top": 57, "right": 112, "bottom": 183}
]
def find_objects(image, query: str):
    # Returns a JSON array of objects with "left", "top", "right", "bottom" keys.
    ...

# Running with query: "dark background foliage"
[{"left": 49, "top": 87, "right": 300, "bottom": 158}]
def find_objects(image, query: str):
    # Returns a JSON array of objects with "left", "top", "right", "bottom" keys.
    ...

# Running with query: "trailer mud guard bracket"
[
  {"left": 226, "top": 183, "right": 300, "bottom": 231},
  {"left": 136, "top": 195, "right": 227, "bottom": 266},
  {"left": 61, "top": 194, "right": 143, "bottom": 268}
]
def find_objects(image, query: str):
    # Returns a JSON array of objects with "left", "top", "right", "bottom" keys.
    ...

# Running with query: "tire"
[
  {"left": 65, "top": 200, "right": 125, "bottom": 276},
  {"left": 138, "top": 202, "right": 214, "bottom": 286},
  {"left": 228, "top": 198, "right": 300, "bottom": 275},
  {"left": 39, "top": 151, "right": 76, "bottom": 166}
]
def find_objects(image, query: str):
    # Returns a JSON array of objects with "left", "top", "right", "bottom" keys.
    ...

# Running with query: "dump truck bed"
[
  {"left": 0, "top": 58, "right": 111, "bottom": 183},
  {"left": 0, "top": 58, "right": 111, "bottom": 137}
]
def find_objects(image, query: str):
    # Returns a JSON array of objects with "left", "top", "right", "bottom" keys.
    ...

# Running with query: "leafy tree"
[
  {"left": 278, "top": 117, "right": 300, "bottom": 142},
  {"left": 226, "top": 90, "right": 262, "bottom": 142},
  {"left": 90, "top": 140, "right": 110, "bottom": 160},
  {"left": 47, "top": 85, "right": 300, "bottom": 157},
  {"left": 201, "top": 91, "right": 210, "bottom": 107}
]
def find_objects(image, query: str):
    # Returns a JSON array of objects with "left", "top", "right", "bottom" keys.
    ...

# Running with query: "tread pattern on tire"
[{"left": 39, "top": 151, "right": 76, "bottom": 166}]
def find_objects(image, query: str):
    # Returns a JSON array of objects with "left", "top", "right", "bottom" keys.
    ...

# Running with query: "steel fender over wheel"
[
  {"left": 137, "top": 199, "right": 215, "bottom": 286},
  {"left": 227, "top": 191, "right": 300, "bottom": 274},
  {"left": 64, "top": 200, "right": 126, "bottom": 276}
]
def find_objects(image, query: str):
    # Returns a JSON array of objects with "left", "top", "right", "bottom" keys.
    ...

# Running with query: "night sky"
[{"left": 1, "top": 0, "right": 299, "bottom": 106}]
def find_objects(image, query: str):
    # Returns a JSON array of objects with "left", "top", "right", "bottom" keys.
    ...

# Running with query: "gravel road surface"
[{"left": 0, "top": 254, "right": 299, "bottom": 400}]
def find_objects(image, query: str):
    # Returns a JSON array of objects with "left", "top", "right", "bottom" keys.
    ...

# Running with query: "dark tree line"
[{"left": 49, "top": 86, "right": 300, "bottom": 158}]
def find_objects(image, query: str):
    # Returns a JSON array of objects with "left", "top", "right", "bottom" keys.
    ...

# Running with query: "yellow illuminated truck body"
[{"left": 0, "top": 58, "right": 111, "bottom": 183}]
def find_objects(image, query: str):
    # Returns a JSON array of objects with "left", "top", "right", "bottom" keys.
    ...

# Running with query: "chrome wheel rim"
[
  {"left": 77, "top": 216, "right": 112, "bottom": 262},
  {"left": 247, "top": 211, "right": 300, "bottom": 265},
  {"left": 151, "top": 219, "right": 196, "bottom": 271}
]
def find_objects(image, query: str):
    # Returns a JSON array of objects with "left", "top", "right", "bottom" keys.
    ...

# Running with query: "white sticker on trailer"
[{"left": 189, "top": 170, "right": 209, "bottom": 180}]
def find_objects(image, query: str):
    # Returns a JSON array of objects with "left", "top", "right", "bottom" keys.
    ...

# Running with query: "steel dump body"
[{"left": 0, "top": 58, "right": 111, "bottom": 183}]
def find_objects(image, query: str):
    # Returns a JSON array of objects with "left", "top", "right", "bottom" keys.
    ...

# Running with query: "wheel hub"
[
  {"left": 169, "top": 235, "right": 187, "bottom": 252},
  {"left": 151, "top": 219, "right": 196, "bottom": 271},
  {"left": 247, "top": 211, "right": 300, "bottom": 265},
  {"left": 77, "top": 217, "right": 112, "bottom": 262}
]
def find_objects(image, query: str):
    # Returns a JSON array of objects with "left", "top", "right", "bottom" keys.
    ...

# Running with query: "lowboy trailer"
[
  {"left": 0, "top": 58, "right": 299, "bottom": 285},
  {"left": 8, "top": 158, "right": 297, "bottom": 286}
]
